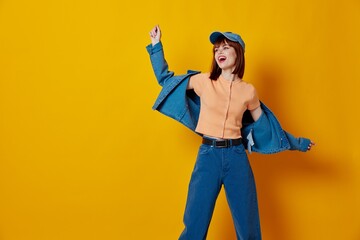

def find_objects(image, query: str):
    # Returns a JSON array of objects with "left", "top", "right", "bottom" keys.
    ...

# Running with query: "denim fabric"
[
  {"left": 146, "top": 42, "right": 311, "bottom": 153},
  {"left": 179, "top": 143, "right": 261, "bottom": 240}
]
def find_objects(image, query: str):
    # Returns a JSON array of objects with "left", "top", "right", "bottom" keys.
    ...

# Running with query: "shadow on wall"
[{"left": 214, "top": 58, "right": 346, "bottom": 240}]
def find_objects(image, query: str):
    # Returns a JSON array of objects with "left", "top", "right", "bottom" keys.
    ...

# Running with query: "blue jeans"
[{"left": 179, "top": 143, "right": 261, "bottom": 240}]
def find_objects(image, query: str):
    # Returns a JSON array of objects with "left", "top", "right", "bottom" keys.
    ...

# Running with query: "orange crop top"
[{"left": 189, "top": 73, "right": 260, "bottom": 139}]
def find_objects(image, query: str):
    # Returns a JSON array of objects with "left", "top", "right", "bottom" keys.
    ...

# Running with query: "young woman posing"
[{"left": 147, "top": 25, "right": 314, "bottom": 240}]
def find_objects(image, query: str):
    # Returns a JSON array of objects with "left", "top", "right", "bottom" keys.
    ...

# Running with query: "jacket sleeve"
[
  {"left": 241, "top": 102, "right": 312, "bottom": 154},
  {"left": 284, "top": 131, "right": 311, "bottom": 152},
  {"left": 146, "top": 42, "right": 174, "bottom": 87}
]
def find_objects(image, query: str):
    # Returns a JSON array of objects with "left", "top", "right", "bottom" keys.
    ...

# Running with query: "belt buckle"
[{"left": 216, "top": 140, "right": 228, "bottom": 148}]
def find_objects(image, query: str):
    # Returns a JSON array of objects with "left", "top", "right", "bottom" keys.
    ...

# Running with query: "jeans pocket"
[
  {"left": 198, "top": 144, "right": 212, "bottom": 155},
  {"left": 233, "top": 144, "right": 246, "bottom": 155}
]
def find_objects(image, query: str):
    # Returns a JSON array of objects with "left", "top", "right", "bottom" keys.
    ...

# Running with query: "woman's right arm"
[
  {"left": 147, "top": 25, "right": 199, "bottom": 89},
  {"left": 146, "top": 25, "right": 174, "bottom": 86}
]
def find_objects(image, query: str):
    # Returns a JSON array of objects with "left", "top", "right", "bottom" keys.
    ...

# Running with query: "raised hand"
[{"left": 149, "top": 25, "right": 161, "bottom": 46}]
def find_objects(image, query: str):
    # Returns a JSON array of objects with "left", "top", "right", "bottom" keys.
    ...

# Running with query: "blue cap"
[{"left": 209, "top": 31, "right": 245, "bottom": 51}]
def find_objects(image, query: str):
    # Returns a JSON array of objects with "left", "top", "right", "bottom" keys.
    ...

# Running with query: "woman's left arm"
[
  {"left": 285, "top": 131, "right": 315, "bottom": 152},
  {"left": 250, "top": 106, "right": 262, "bottom": 122},
  {"left": 250, "top": 105, "right": 315, "bottom": 152},
  {"left": 249, "top": 84, "right": 263, "bottom": 122}
]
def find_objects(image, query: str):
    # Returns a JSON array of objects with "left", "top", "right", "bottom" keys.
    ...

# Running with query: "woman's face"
[{"left": 214, "top": 40, "right": 237, "bottom": 71}]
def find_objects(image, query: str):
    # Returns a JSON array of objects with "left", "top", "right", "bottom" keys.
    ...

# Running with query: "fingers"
[
  {"left": 155, "top": 25, "right": 161, "bottom": 35},
  {"left": 149, "top": 25, "right": 161, "bottom": 46},
  {"left": 307, "top": 141, "right": 316, "bottom": 151},
  {"left": 149, "top": 27, "right": 156, "bottom": 38},
  {"left": 149, "top": 25, "right": 160, "bottom": 39}
]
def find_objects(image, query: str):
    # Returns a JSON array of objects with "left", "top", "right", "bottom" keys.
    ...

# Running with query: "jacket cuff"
[
  {"left": 146, "top": 42, "right": 163, "bottom": 55},
  {"left": 285, "top": 131, "right": 311, "bottom": 152},
  {"left": 298, "top": 137, "right": 311, "bottom": 152}
]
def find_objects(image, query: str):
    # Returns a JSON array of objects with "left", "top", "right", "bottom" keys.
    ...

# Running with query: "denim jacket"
[{"left": 146, "top": 42, "right": 311, "bottom": 154}]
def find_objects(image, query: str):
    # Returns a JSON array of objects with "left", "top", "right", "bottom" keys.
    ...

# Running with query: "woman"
[{"left": 147, "top": 25, "right": 314, "bottom": 240}]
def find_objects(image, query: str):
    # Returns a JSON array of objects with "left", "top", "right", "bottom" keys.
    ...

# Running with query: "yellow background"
[{"left": 1, "top": 0, "right": 359, "bottom": 239}]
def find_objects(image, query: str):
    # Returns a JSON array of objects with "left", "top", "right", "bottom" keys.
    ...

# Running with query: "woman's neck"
[{"left": 221, "top": 70, "right": 240, "bottom": 82}]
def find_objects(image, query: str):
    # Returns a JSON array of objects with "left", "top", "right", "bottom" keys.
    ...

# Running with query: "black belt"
[{"left": 202, "top": 137, "right": 242, "bottom": 148}]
